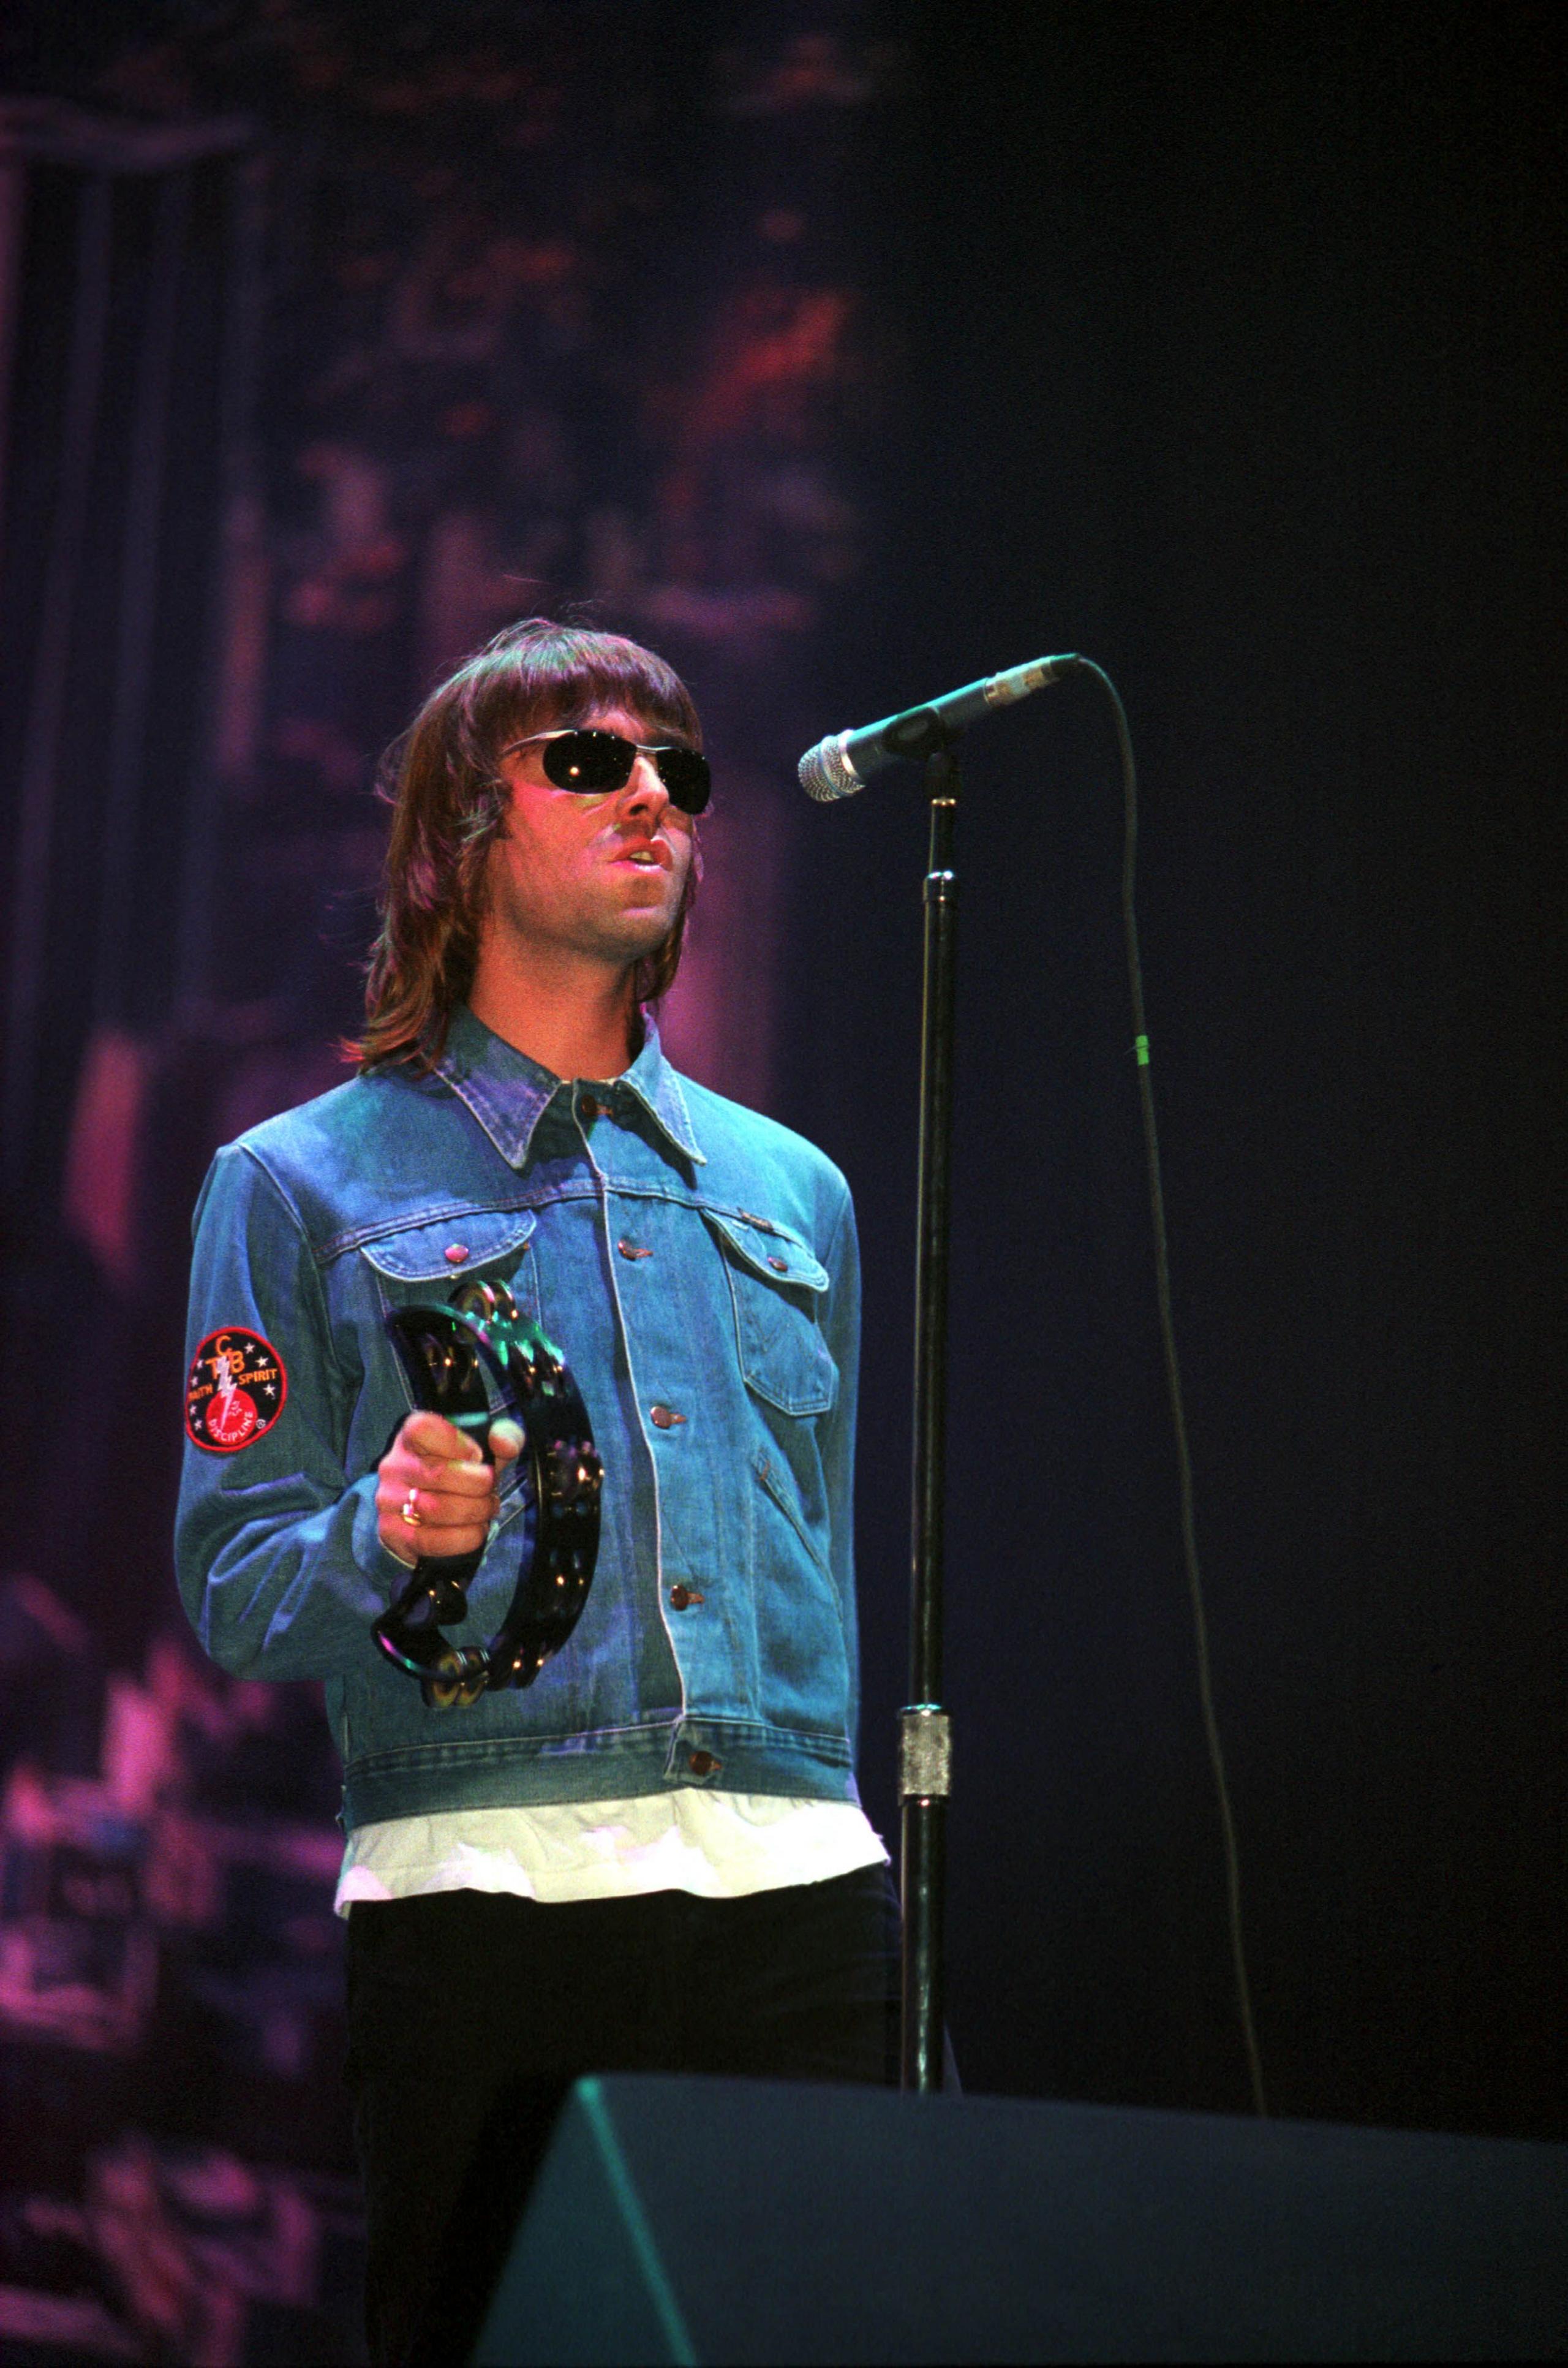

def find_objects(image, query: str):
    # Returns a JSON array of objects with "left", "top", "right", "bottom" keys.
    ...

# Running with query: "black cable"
[{"left": 1074, "top": 657, "right": 1268, "bottom": 2119}]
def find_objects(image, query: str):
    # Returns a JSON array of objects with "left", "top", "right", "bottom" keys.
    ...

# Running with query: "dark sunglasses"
[{"left": 500, "top": 728, "right": 710, "bottom": 815}]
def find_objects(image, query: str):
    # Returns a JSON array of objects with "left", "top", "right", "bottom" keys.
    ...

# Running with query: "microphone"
[{"left": 797, "top": 653, "right": 1082, "bottom": 801}]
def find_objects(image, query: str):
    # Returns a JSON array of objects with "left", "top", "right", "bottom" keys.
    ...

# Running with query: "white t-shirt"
[{"left": 334, "top": 1793, "right": 888, "bottom": 1913}]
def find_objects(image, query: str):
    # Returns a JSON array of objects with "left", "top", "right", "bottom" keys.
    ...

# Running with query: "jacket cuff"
[{"left": 353, "top": 1482, "right": 418, "bottom": 1584}]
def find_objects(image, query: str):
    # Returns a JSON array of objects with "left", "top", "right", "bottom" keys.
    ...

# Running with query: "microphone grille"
[{"left": 798, "top": 732, "right": 862, "bottom": 802}]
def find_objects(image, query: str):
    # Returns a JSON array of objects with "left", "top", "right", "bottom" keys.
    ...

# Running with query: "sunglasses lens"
[
  {"left": 540, "top": 731, "right": 634, "bottom": 792},
  {"left": 535, "top": 729, "right": 709, "bottom": 814},
  {"left": 655, "top": 747, "right": 711, "bottom": 815}
]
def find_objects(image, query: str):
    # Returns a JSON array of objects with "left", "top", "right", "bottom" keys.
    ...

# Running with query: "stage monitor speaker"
[{"left": 473, "top": 2074, "right": 1566, "bottom": 2364}]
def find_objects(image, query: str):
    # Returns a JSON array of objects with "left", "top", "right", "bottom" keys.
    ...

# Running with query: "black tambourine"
[{"left": 373, "top": 1280, "right": 602, "bottom": 1709}]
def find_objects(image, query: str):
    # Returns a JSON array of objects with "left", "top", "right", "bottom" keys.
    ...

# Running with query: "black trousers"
[{"left": 344, "top": 1864, "right": 902, "bottom": 2366}]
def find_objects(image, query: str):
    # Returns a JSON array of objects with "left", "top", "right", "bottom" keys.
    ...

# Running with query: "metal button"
[
  {"left": 617, "top": 1239, "right": 652, "bottom": 1261},
  {"left": 687, "top": 1749, "right": 720, "bottom": 1777},
  {"left": 669, "top": 1584, "right": 705, "bottom": 1610},
  {"left": 649, "top": 1404, "right": 686, "bottom": 1430},
  {"left": 445, "top": 1244, "right": 470, "bottom": 1265},
  {"left": 767, "top": 1255, "right": 788, "bottom": 1273}
]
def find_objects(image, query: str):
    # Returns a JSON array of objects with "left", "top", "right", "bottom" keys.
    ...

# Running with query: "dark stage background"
[{"left": 0, "top": 5, "right": 1562, "bottom": 2360}]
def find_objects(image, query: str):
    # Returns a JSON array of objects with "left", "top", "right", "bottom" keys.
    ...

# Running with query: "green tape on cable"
[{"left": 1134, "top": 1034, "right": 1150, "bottom": 1067}]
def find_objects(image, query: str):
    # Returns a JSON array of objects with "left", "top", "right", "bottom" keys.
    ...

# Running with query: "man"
[{"left": 176, "top": 620, "right": 895, "bottom": 2363}]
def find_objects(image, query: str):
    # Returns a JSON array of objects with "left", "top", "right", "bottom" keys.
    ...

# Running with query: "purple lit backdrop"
[{"left": 0, "top": 10, "right": 899, "bottom": 2359}]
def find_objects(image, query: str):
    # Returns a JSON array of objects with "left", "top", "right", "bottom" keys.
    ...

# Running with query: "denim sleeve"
[
  {"left": 820, "top": 1179, "right": 863, "bottom": 1750},
  {"left": 175, "top": 1143, "right": 405, "bottom": 1681}
]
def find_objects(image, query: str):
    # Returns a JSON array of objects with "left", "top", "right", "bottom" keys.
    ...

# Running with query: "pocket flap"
[
  {"left": 702, "top": 1209, "right": 829, "bottom": 1294},
  {"left": 358, "top": 1208, "right": 537, "bottom": 1283}
]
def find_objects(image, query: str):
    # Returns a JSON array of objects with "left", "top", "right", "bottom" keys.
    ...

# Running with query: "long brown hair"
[{"left": 350, "top": 619, "right": 703, "bottom": 1071}]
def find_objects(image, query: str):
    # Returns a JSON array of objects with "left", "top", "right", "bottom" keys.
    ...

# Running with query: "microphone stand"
[{"left": 901, "top": 733, "right": 960, "bottom": 2092}]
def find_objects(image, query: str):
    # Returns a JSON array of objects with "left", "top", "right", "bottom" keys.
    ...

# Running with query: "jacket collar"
[{"left": 434, "top": 1002, "right": 706, "bottom": 1172}]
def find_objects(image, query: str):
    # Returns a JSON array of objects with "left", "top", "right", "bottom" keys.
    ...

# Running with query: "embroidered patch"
[{"left": 185, "top": 1328, "right": 288, "bottom": 1453}]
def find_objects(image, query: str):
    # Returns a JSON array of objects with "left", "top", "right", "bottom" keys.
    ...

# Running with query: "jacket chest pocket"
[
  {"left": 703, "top": 1209, "right": 836, "bottom": 1418},
  {"left": 358, "top": 1208, "right": 541, "bottom": 1346}
]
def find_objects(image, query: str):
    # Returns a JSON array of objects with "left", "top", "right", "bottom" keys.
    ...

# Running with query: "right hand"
[{"left": 375, "top": 1410, "right": 524, "bottom": 1567}]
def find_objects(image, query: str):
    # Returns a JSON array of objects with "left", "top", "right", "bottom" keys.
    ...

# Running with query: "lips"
[{"left": 612, "top": 837, "right": 673, "bottom": 871}]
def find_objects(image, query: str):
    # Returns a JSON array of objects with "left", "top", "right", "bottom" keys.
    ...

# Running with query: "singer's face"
[{"left": 483, "top": 707, "right": 694, "bottom": 976}]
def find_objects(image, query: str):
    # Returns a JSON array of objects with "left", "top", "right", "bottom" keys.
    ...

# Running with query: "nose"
[{"left": 620, "top": 751, "right": 670, "bottom": 823}]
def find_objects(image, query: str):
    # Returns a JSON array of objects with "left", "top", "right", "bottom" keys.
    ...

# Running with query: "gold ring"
[{"left": 400, "top": 1489, "right": 423, "bottom": 1527}]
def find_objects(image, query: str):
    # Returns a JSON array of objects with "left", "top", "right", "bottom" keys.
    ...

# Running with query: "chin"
[
  {"left": 616, "top": 890, "right": 680, "bottom": 937},
  {"left": 606, "top": 910, "right": 677, "bottom": 962}
]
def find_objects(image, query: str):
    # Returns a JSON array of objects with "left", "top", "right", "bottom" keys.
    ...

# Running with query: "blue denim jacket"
[{"left": 175, "top": 1007, "right": 862, "bottom": 1831}]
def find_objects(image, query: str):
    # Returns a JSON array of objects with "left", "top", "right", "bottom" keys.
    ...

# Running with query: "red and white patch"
[{"left": 185, "top": 1328, "right": 287, "bottom": 1454}]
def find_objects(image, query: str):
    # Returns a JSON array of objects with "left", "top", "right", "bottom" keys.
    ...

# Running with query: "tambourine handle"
[{"left": 373, "top": 1543, "right": 480, "bottom": 1648}]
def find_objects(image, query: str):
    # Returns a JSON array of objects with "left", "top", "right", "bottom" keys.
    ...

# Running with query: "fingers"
[
  {"left": 377, "top": 1497, "right": 494, "bottom": 1560},
  {"left": 376, "top": 1484, "right": 497, "bottom": 1562},
  {"left": 398, "top": 1409, "right": 483, "bottom": 1463},
  {"left": 376, "top": 1409, "right": 503, "bottom": 1562},
  {"left": 488, "top": 1418, "right": 524, "bottom": 1466},
  {"left": 377, "top": 1474, "right": 497, "bottom": 1533},
  {"left": 396, "top": 1411, "right": 494, "bottom": 1492}
]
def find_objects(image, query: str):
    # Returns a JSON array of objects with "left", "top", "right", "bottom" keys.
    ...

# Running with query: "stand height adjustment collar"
[{"left": 899, "top": 1704, "right": 953, "bottom": 1799}]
